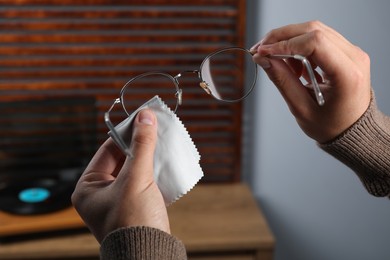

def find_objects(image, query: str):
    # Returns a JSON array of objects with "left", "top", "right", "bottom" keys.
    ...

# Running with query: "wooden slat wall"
[
  {"left": 0, "top": 97, "right": 97, "bottom": 179},
  {"left": 0, "top": 0, "right": 246, "bottom": 183}
]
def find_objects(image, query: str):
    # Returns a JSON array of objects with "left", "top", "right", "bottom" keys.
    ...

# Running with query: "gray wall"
[{"left": 243, "top": 1, "right": 390, "bottom": 260}]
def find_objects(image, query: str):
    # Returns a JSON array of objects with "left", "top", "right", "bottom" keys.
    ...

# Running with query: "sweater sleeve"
[
  {"left": 319, "top": 93, "right": 390, "bottom": 197},
  {"left": 100, "top": 226, "right": 187, "bottom": 260}
]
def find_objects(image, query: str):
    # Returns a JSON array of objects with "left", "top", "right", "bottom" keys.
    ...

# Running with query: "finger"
[
  {"left": 260, "top": 22, "right": 311, "bottom": 45},
  {"left": 259, "top": 31, "right": 354, "bottom": 82},
  {"left": 81, "top": 138, "right": 125, "bottom": 182},
  {"left": 259, "top": 21, "right": 361, "bottom": 65},
  {"left": 117, "top": 109, "right": 157, "bottom": 186},
  {"left": 295, "top": 59, "right": 324, "bottom": 84},
  {"left": 258, "top": 56, "right": 317, "bottom": 114},
  {"left": 286, "top": 58, "right": 304, "bottom": 77},
  {"left": 261, "top": 21, "right": 352, "bottom": 52}
]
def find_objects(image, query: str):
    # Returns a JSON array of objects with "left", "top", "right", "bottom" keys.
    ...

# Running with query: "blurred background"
[
  {"left": 1, "top": 0, "right": 390, "bottom": 259},
  {"left": 243, "top": 1, "right": 390, "bottom": 260}
]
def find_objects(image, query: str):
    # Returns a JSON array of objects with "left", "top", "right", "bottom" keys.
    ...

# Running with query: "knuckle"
[
  {"left": 306, "top": 20, "right": 324, "bottom": 31},
  {"left": 358, "top": 48, "right": 371, "bottom": 67},
  {"left": 71, "top": 190, "right": 80, "bottom": 208},
  {"left": 349, "top": 48, "right": 371, "bottom": 88},
  {"left": 350, "top": 67, "right": 366, "bottom": 88},
  {"left": 280, "top": 40, "right": 291, "bottom": 53},
  {"left": 133, "top": 128, "right": 156, "bottom": 146},
  {"left": 309, "top": 29, "right": 326, "bottom": 45}
]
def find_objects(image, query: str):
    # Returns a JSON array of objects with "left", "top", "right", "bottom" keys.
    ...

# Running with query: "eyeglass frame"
[
  {"left": 105, "top": 47, "right": 325, "bottom": 157},
  {"left": 267, "top": 54, "right": 325, "bottom": 106}
]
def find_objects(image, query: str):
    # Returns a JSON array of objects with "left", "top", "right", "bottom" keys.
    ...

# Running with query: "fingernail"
[{"left": 138, "top": 109, "right": 154, "bottom": 125}]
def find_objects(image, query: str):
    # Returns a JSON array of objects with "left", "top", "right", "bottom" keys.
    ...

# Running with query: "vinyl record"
[{"left": 0, "top": 177, "right": 74, "bottom": 215}]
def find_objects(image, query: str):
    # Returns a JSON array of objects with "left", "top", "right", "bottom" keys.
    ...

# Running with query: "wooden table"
[{"left": 0, "top": 183, "right": 274, "bottom": 260}]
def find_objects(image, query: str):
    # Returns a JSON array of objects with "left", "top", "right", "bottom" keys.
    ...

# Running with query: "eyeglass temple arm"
[
  {"left": 268, "top": 54, "right": 325, "bottom": 106},
  {"left": 104, "top": 98, "right": 133, "bottom": 157}
]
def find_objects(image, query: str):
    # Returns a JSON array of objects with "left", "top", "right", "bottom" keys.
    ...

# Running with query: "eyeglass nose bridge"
[{"left": 174, "top": 69, "right": 212, "bottom": 97}]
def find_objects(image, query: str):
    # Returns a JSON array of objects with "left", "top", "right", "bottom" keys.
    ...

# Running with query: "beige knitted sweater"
[
  {"left": 319, "top": 95, "right": 390, "bottom": 197},
  {"left": 100, "top": 95, "right": 390, "bottom": 259}
]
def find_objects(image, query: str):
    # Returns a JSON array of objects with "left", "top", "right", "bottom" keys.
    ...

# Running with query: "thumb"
[{"left": 118, "top": 109, "right": 157, "bottom": 184}]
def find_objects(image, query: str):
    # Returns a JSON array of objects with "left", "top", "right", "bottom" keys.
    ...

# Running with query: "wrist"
[{"left": 318, "top": 91, "right": 390, "bottom": 196}]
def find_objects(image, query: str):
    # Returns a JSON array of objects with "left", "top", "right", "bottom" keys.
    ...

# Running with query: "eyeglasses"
[
  {"left": 267, "top": 54, "right": 325, "bottom": 106},
  {"left": 105, "top": 47, "right": 324, "bottom": 156}
]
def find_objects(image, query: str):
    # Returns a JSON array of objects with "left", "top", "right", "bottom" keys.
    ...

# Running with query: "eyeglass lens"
[
  {"left": 120, "top": 72, "right": 179, "bottom": 115},
  {"left": 119, "top": 48, "right": 257, "bottom": 116},
  {"left": 200, "top": 48, "right": 257, "bottom": 102}
]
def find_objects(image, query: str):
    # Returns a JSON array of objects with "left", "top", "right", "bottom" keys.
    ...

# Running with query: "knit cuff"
[
  {"left": 100, "top": 226, "right": 187, "bottom": 260},
  {"left": 319, "top": 93, "right": 390, "bottom": 197}
]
